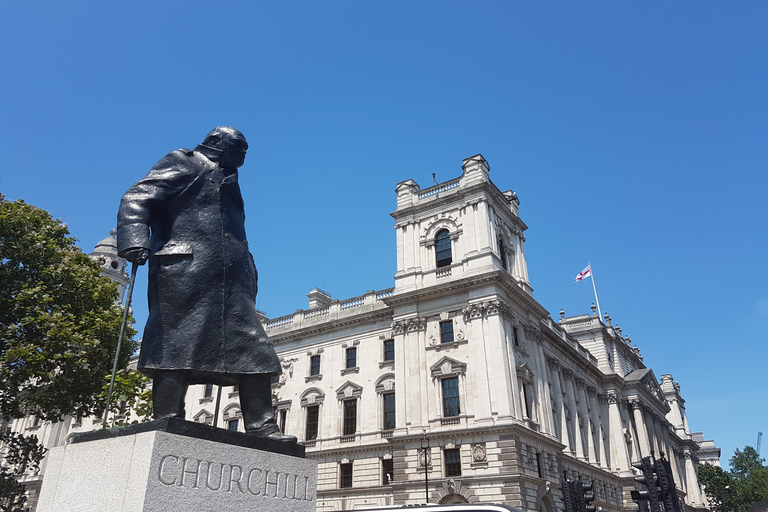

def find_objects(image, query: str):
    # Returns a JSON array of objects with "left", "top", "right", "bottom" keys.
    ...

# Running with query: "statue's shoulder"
[{"left": 149, "top": 148, "right": 202, "bottom": 173}]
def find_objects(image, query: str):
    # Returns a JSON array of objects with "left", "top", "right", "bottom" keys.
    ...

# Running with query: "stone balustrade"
[
  {"left": 264, "top": 287, "right": 395, "bottom": 333},
  {"left": 417, "top": 179, "right": 461, "bottom": 200}
]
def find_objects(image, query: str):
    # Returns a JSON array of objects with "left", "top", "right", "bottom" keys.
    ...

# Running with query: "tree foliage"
[
  {"left": 100, "top": 368, "right": 152, "bottom": 427},
  {"left": 699, "top": 446, "right": 768, "bottom": 512},
  {"left": 0, "top": 431, "right": 45, "bottom": 512},
  {"left": 0, "top": 194, "right": 137, "bottom": 507},
  {"left": 0, "top": 194, "right": 135, "bottom": 421}
]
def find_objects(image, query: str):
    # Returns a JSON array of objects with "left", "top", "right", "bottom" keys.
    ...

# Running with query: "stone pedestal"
[{"left": 37, "top": 418, "right": 316, "bottom": 512}]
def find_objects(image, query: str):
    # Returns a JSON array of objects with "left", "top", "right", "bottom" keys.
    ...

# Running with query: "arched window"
[{"left": 435, "top": 229, "right": 452, "bottom": 268}]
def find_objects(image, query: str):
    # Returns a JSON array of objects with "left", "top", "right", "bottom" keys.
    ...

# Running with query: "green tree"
[
  {"left": 0, "top": 431, "right": 45, "bottom": 512},
  {"left": 0, "top": 194, "right": 136, "bottom": 507},
  {"left": 699, "top": 446, "right": 768, "bottom": 512},
  {"left": 100, "top": 368, "right": 152, "bottom": 427}
]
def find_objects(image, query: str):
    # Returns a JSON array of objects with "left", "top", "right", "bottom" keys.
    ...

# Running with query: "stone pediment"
[
  {"left": 430, "top": 356, "right": 467, "bottom": 379},
  {"left": 192, "top": 408, "right": 212, "bottom": 422},
  {"left": 625, "top": 368, "right": 664, "bottom": 403},
  {"left": 336, "top": 381, "right": 363, "bottom": 400}
]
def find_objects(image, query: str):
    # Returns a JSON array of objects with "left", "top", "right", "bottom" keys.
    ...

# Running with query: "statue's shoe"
[{"left": 245, "top": 422, "right": 298, "bottom": 443}]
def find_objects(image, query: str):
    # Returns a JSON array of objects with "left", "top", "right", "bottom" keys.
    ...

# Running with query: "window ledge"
[
  {"left": 379, "top": 360, "right": 394, "bottom": 369},
  {"left": 427, "top": 338, "right": 469, "bottom": 351},
  {"left": 228, "top": 392, "right": 240, "bottom": 399},
  {"left": 199, "top": 396, "right": 214, "bottom": 405},
  {"left": 340, "top": 366, "right": 359, "bottom": 376},
  {"left": 305, "top": 374, "right": 323, "bottom": 383}
]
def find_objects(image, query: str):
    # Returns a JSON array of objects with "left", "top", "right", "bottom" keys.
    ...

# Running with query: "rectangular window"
[
  {"left": 440, "top": 321, "right": 454, "bottom": 344},
  {"left": 204, "top": 383, "right": 213, "bottom": 398},
  {"left": 228, "top": 419, "right": 239, "bottom": 432},
  {"left": 340, "top": 462, "right": 353, "bottom": 488},
  {"left": 346, "top": 347, "right": 357, "bottom": 369},
  {"left": 310, "top": 355, "right": 321, "bottom": 376},
  {"left": 343, "top": 399, "right": 357, "bottom": 436},
  {"left": 383, "top": 392, "right": 396, "bottom": 430},
  {"left": 442, "top": 377, "right": 461, "bottom": 417},
  {"left": 499, "top": 236, "right": 508, "bottom": 271},
  {"left": 305, "top": 405, "right": 319, "bottom": 440},
  {"left": 278, "top": 409, "right": 287, "bottom": 433},
  {"left": 382, "top": 458, "right": 394, "bottom": 485},
  {"left": 513, "top": 326, "right": 520, "bottom": 347},
  {"left": 383, "top": 339, "right": 394, "bottom": 361},
  {"left": 523, "top": 383, "right": 532, "bottom": 419},
  {"left": 444, "top": 448, "right": 462, "bottom": 477}
]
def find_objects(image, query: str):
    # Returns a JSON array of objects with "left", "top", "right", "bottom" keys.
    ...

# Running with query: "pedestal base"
[{"left": 37, "top": 419, "right": 316, "bottom": 512}]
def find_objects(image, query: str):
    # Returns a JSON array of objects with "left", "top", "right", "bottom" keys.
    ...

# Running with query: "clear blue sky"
[{"left": 2, "top": 2, "right": 765, "bottom": 465}]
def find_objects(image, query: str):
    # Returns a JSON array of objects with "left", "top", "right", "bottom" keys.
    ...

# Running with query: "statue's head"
[{"left": 201, "top": 126, "right": 248, "bottom": 169}]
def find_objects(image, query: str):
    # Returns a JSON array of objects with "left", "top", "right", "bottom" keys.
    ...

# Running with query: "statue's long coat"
[{"left": 117, "top": 146, "right": 280, "bottom": 384}]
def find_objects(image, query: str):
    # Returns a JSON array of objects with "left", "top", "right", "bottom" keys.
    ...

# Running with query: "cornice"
[
  {"left": 270, "top": 308, "right": 394, "bottom": 345},
  {"left": 385, "top": 270, "right": 549, "bottom": 321},
  {"left": 385, "top": 422, "right": 565, "bottom": 453}
]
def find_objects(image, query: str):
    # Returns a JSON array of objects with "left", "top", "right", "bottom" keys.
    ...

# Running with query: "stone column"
[
  {"left": 597, "top": 393, "right": 611, "bottom": 469},
  {"left": 607, "top": 391, "right": 631, "bottom": 474},
  {"left": 562, "top": 369, "right": 584, "bottom": 459},
  {"left": 684, "top": 451, "right": 702, "bottom": 504},
  {"left": 524, "top": 327, "right": 553, "bottom": 434},
  {"left": 576, "top": 380, "right": 596, "bottom": 463},
  {"left": 548, "top": 359, "right": 570, "bottom": 452},
  {"left": 588, "top": 388, "right": 607, "bottom": 468},
  {"left": 630, "top": 399, "right": 652, "bottom": 457}
]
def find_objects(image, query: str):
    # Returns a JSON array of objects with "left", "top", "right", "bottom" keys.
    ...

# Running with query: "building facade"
[
  {"left": 12, "top": 155, "right": 716, "bottom": 512},
  {"left": 184, "top": 155, "right": 714, "bottom": 510}
]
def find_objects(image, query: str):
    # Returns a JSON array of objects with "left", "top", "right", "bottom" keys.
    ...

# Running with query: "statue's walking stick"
[{"left": 102, "top": 261, "right": 139, "bottom": 428}]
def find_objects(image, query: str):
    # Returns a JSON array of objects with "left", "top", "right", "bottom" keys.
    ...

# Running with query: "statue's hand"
[{"left": 124, "top": 248, "right": 150, "bottom": 265}]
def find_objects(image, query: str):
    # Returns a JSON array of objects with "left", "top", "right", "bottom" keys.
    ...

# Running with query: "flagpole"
[{"left": 589, "top": 261, "right": 602, "bottom": 319}]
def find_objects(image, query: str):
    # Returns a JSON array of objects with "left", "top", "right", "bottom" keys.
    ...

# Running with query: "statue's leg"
[
  {"left": 239, "top": 374, "right": 297, "bottom": 442},
  {"left": 152, "top": 370, "right": 188, "bottom": 419}
]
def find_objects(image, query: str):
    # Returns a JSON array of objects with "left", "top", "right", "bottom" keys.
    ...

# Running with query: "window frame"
[
  {"left": 345, "top": 347, "right": 357, "bottom": 369},
  {"left": 383, "top": 339, "right": 394, "bottom": 362},
  {"left": 440, "top": 320, "right": 455, "bottom": 344},
  {"left": 444, "top": 448, "right": 462, "bottom": 477},
  {"left": 498, "top": 235, "right": 508, "bottom": 271},
  {"left": 435, "top": 229, "right": 452, "bottom": 268},
  {"left": 382, "top": 392, "right": 396, "bottom": 430},
  {"left": 310, "top": 355, "right": 321, "bottom": 376},
  {"left": 305, "top": 404, "right": 320, "bottom": 440},
  {"left": 343, "top": 399, "right": 357, "bottom": 436},
  {"left": 340, "top": 462, "right": 353, "bottom": 488},
  {"left": 442, "top": 376, "right": 461, "bottom": 417}
]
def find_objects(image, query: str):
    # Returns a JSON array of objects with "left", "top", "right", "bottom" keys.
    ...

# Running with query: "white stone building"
[
  {"left": 184, "top": 154, "right": 714, "bottom": 510},
  {"left": 11, "top": 155, "right": 717, "bottom": 512}
]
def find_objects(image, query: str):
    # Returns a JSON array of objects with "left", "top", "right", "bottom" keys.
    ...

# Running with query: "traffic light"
[
  {"left": 574, "top": 481, "right": 597, "bottom": 512},
  {"left": 655, "top": 454, "right": 681, "bottom": 512},
  {"left": 562, "top": 480, "right": 576, "bottom": 512},
  {"left": 631, "top": 456, "right": 662, "bottom": 512}
]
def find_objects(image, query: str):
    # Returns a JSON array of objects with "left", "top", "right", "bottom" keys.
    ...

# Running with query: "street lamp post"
[{"left": 421, "top": 432, "right": 430, "bottom": 503}]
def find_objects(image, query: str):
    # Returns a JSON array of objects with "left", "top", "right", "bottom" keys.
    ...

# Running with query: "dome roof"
[{"left": 92, "top": 229, "right": 118, "bottom": 256}]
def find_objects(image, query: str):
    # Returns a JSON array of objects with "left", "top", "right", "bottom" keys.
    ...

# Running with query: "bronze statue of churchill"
[{"left": 117, "top": 126, "right": 294, "bottom": 441}]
